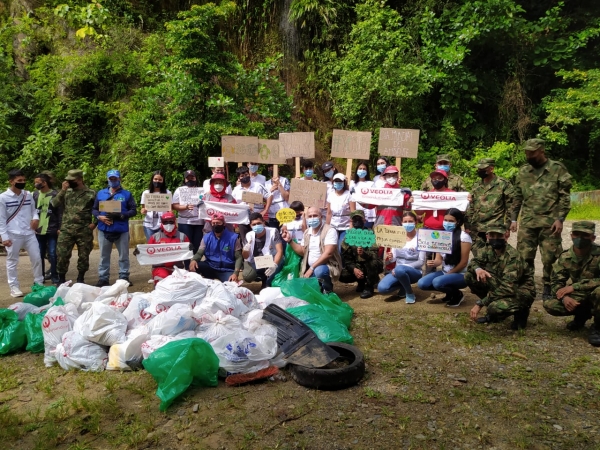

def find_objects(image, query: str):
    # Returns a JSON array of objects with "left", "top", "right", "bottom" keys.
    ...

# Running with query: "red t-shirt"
[{"left": 421, "top": 187, "right": 455, "bottom": 230}]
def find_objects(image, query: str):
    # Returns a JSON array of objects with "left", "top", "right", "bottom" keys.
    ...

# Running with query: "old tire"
[{"left": 288, "top": 342, "right": 365, "bottom": 390}]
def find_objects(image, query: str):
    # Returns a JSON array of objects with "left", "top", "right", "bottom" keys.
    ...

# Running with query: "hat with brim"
[
  {"left": 486, "top": 225, "right": 507, "bottom": 234},
  {"left": 349, "top": 210, "right": 365, "bottom": 219},
  {"left": 184, "top": 170, "right": 196, "bottom": 178},
  {"left": 161, "top": 212, "right": 176, "bottom": 222},
  {"left": 65, "top": 169, "right": 83, "bottom": 181},
  {"left": 475, "top": 158, "right": 496, "bottom": 169},
  {"left": 523, "top": 138, "right": 545, "bottom": 151},
  {"left": 321, "top": 162, "right": 333, "bottom": 171},
  {"left": 106, "top": 169, "right": 121, "bottom": 179},
  {"left": 572, "top": 221, "right": 595, "bottom": 235},
  {"left": 332, "top": 173, "right": 346, "bottom": 181},
  {"left": 383, "top": 166, "right": 400, "bottom": 175},
  {"left": 210, "top": 173, "right": 229, "bottom": 185},
  {"left": 429, "top": 169, "right": 448, "bottom": 179},
  {"left": 436, "top": 154, "right": 452, "bottom": 163}
]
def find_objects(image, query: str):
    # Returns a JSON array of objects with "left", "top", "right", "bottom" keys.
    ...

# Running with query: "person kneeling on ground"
[
  {"left": 189, "top": 213, "right": 242, "bottom": 283},
  {"left": 242, "top": 212, "right": 284, "bottom": 289},
  {"left": 467, "top": 225, "right": 535, "bottom": 329},
  {"left": 281, "top": 206, "right": 342, "bottom": 294},
  {"left": 145, "top": 212, "right": 190, "bottom": 285},
  {"left": 339, "top": 211, "right": 382, "bottom": 299},
  {"left": 543, "top": 221, "right": 600, "bottom": 346}
]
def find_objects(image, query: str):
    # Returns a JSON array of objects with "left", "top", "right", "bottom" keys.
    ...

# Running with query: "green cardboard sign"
[{"left": 344, "top": 228, "right": 376, "bottom": 247}]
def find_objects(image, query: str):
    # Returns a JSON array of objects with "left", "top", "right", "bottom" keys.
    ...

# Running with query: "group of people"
[{"left": 2, "top": 139, "right": 600, "bottom": 346}]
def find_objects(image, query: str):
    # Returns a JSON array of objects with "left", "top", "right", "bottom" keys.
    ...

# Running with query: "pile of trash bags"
[{"left": 0, "top": 270, "right": 354, "bottom": 410}]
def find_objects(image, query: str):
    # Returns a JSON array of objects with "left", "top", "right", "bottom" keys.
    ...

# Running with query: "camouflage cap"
[
  {"left": 64, "top": 169, "right": 84, "bottom": 181},
  {"left": 349, "top": 210, "right": 365, "bottom": 219},
  {"left": 523, "top": 138, "right": 545, "bottom": 151},
  {"left": 486, "top": 225, "right": 506, "bottom": 234},
  {"left": 436, "top": 154, "right": 452, "bottom": 163},
  {"left": 572, "top": 221, "right": 595, "bottom": 235},
  {"left": 475, "top": 158, "right": 495, "bottom": 169}
]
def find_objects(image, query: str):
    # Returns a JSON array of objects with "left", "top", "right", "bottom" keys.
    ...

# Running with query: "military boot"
[
  {"left": 355, "top": 279, "right": 365, "bottom": 293},
  {"left": 541, "top": 285, "right": 552, "bottom": 301},
  {"left": 511, "top": 308, "right": 530, "bottom": 330},
  {"left": 566, "top": 307, "right": 592, "bottom": 331},
  {"left": 57, "top": 274, "right": 66, "bottom": 285},
  {"left": 588, "top": 322, "right": 600, "bottom": 347},
  {"left": 77, "top": 271, "right": 86, "bottom": 284}
]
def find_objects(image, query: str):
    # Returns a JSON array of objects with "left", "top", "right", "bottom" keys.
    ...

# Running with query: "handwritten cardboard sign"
[
  {"left": 179, "top": 187, "right": 203, "bottom": 205},
  {"left": 258, "top": 139, "right": 287, "bottom": 164},
  {"left": 374, "top": 225, "right": 407, "bottom": 248},
  {"left": 288, "top": 179, "right": 328, "bottom": 209},
  {"left": 208, "top": 157, "right": 224, "bottom": 167},
  {"left": 331, "top": 130, "right": 372, "bottom": 160},
  {"left": 99, "top": 200, "right": 122, "bottom": 213},
  {"left": 279, "top": 132, "right": 315, "bottom": 159},
  {"left": 221, "top": 136, "right": 259, "bottom": 163},
  {"left": 378, "top": 128, "right": 420, "bottom": 158},
  {"left": 254, "top": 254, "right": 275, "bottom": 270},
  {"left": 143, "top": 193, "right": 172, "bottom": 212},
  {"left": 344, "top": 228, "right": 376, "bottom": 247},
  {"left": 241, "top": 191, "right": 264, "bottom": 205},
  {"left": 416, "top": 229, "right": 453, "bottom": 254},
  {"left": 276, "top": 208, "right": 296, "bottom": 224}
]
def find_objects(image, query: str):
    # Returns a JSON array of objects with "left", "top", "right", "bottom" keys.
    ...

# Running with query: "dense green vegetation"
[{"left": 1, "top": 0, "right": 599, "bottom": 201}]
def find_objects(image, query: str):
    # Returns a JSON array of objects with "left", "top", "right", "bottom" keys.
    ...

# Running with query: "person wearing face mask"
[
  {"left": 511, "top": 138, "right": 573, "bottom": 301},
  {"left": 172, "top": 170, "right": 205, "bottom": 266},
  {"left": 467, "top": 225, "right": 535, "bottom": 330},
  {"left": 417, "top": 208, "right": 472, "bottom": 307},
  {"left": 242, "top": 213, "right": 284, "bottom": 288},
  {"left": 0, "top": 169, "right": 44, "bottom": 297},
  {"left": 300, "top": 160, "right": 317, "bottom": 181},
  {"left": 326, "top": 174, "right": 355, "bottom": 253},
  {"left": 339, "top": 211, "right": 383, "bottom": 299},
  {"left": 420, "top": 155, "right": 467, "bottom": 192},
  {"left": 145, "top": 212, "right": 190, "bottom": 285},
  {"left": 247, "top": 162, "right": 266, "bottom": 186},
  {"left": 265, "top": 172, "right": 290, "bottom": 229},
  {"left": 413, "top": 169, "right": 454, "bottom": 231},
  {"left": 464, "top": 158, "right": 515, "bottom": 256},
  {"left": 281, "top": 206, "right": 342, "bottom": 294},
  {"left": 320, "top": 161, "right": 337, "bottom": 188},
  {"left": 349, "top": 161, "right": 376, "bottom": 228},
  {"left": 189, "top": 212, "right": 243, "bottom": 283},
  {"left": 377, "top": 212, "right": 426, "bottom": 303},
  {"left": 281, "top": 201, "right": 306, "bottom": 245},
  {"left": 543, "top": 221, "right": 600, "bottom": 346},
  {"left": 202, "top": 173, "right": 237, "bottom": 233},
  {"left": 361, "top": 166, "right": 411, "bottom": 227},
  {"left": 140, "top": 171, "right": 172, "bottom": 242},
  {"left": 52, "top": 169, "right": 96, "bottom": 285},
  {"left": 203, "top": 166, "right": 233, "bottom": 195},
  {"left": 372, "top": 156, "right": 390, "bottom": 188},
  {"left": 33, "top": 173, "right": 62, "bottom": 285},
  {"left": 92, "top": 169, "right": 137, "bottom": 287},
  {"left": 232, "top": 166, "right": 273, "bottom": 245}
]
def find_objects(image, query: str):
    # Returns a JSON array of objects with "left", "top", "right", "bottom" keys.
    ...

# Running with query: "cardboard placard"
[
  {"left": 378, "top": 128, "right": 420, "bottom": 158},
  {"left": 208, "top": 156, "right": 224, "bottom": 167},
  {"left": 279, "top": 132, "right": 315, "bottom": 159},
  {"left": 254, "top": 254, "right": 274, "bottom": 270},
  {"left": 99, "top": 200, "right": 122, "bottom": 213},
  {"left": 344, "top": 228, "right": 376, "bottom": 247},
  {"left": 178, "top": 187, "right": 203, "bottom": 205},
  {"left": 416, "top": 229, "right": 453, "bottom": 254},
  {"left": 221, "top": 136, "right": 259, "bottom": 163},
  {"left": 143, "top": 193, "right": 172, "bottom": 212},
  {"left": 241, "top": 191, "right": 265, "bottom": 205},
  {"left": 374, "top": 225, "right": 407, "bottom": 248},
  {"left": 288, "top": 179, "right": 328, "bottom": 209},
  {"left": 352, "top": 186, "right": 406, "bottom": 207},
  {"left": 276, "top": 208, "right": 297, "bottom": 224},
  {"left": 331, "top": 130, "right": 372, "bottom": 160},
  {"left": 411, "top": 191, "right": 470, "bottom": 212},
  {"left": 258, "top": 139, "right": 287, "bottom": 164}
]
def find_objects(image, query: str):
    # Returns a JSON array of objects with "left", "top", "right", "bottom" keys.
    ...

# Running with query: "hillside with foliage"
[{"left": 1, "top": 0, "right": 599, "bottom": 199}]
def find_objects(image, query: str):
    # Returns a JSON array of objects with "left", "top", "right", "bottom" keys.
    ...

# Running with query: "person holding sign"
[
  {"left": 265, "top": 173, "right": 290, "bottom": 229},
  {"left": 232, "top": 166, "right": 273, "bottom": 245},
  {"left": 377, "top": 212, "right": 426, "bottom": 303},
  {"left": 140, "top": 170, "right": 172, "bottom": 242},
  {"left": 281, "top": 201, "right": 306, "bottom": 245},
  {"left": 247, "top": 162, "right": 266, "bottom": 186},
  {"left": 172, "top": 170, "right": 204, "bottom": 265},
  {"left": 203, "top": 166, "right": 232, "bottom": 195},
  {"left": 201, "top": 173, "right": 237, "bottom": 234},
  {"left": 359, "top": 166, "right": 411, "bottom": 227},
  {"left": 326, "top": 174, "right": 355, "bottom": 252},
  {"left": 349, "top": 161, "right": 376, "bottom": 228},
  {"left": 92, "top": 169, "right": 137, "bottom": 287},
  {"left": 242, "top": 212, "right": 284, "bottom": 288},
  {"left": 420, "top": 155, "right": 466, "bottom": 192},
  {"left": 299, "top": 160, "right": 318, "bottom": 181},
  {"left": 417, "top": 209, "right": 472, "bottom": 307}
]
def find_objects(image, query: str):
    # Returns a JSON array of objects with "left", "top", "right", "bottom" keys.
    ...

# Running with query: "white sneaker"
[
  {"left": 10, "top": 286, "right": 24, "bottom": 298},
  {"left": 147, "top": 279, "right": 154, "bottom": 284}
]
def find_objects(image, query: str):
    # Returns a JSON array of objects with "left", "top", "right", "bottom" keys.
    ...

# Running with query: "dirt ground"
[{"left": 1, "top": 222, "right": 600, "bottom": 449}]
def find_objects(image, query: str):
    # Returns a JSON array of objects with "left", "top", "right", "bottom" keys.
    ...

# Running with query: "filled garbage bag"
[
  {"left": 0, "top": 309, "right": 27, "bottom": 355},
  {"left": 24, "top": 311, "right": 46, "bottom": 353},
  {"left": 107, "top": 326, "right": 150, "bottom": 371},
  {"left": 286, "top": 304, "right": 354, "bottom": 344},
  {"left": 43, "top": 302, "right": 79, "bottom": 366},
  {"left": 8, "top": 302, "right": 39, "bottom": 321},
  {"left": 23, "top": 284, "right": 57, "bottom": 307},
  {"left": 211, "top": 330, "right": 278, "bottom": 376},
  {"left": 271, "top": 243, "right": 302, "bottom": 287},
  {"left": 143, "top": 338, "right": 219, "bottom": 411},
  {"left": 55, "top": 331, "right": 108, "bottom": 372},
  {"left": 73, "top": 303, "right": 128, "bottom": 347},
  {"left": 195, "top": 311, "right": 242, "bottom": 343}
]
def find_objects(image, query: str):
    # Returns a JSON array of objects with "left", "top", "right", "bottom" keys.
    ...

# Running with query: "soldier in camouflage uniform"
[
  {"left": 51, "top": 169, "right": 97, "bottom": 284},
  {"left": 466, "top": 225, "right": 536, "bottom": 330},
  {"left": 420, "top": 154, "right": 467, "bottom": 192},
  {"left": 464, "top": 158, "right": 514, "bottom": 256},
  {"left": 511, "top": 138, "right": 572, "bottom": 300},
  {"left": 544, "top": 221, "right": 600, "bottom": 346}
]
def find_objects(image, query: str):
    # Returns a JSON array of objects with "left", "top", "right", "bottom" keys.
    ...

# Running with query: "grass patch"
[{"left": 567, "top": 201, "right": 600, "bottom": 220}]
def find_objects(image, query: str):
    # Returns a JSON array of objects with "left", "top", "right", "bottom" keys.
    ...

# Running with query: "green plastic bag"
[
  {"left": 143, "top": 338, "right": 219, "bottom": 411},
  {"left": 0, "top": 309, "right": 27, "bottom": 355},
  {"left": 272, "top": 242, "right": 303, "bottom": 287},
  {"left": 24, "top": 311, "right": 46, "bottom": 353},
  {"left": 23, "top": 285, "right": 57, "bottom": 307},
  {"left": 287, "top": 304, "right": 354, "bottom": 344},
  {"left": 279, "top": 278, "right": 354, "bottom": 327}
]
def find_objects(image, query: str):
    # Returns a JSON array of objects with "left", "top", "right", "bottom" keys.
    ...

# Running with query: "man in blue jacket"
[{"left": 92, "top": 170, "right": 137, "bottom": 287}]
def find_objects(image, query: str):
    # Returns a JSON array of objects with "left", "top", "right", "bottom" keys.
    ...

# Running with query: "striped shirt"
[{"left": 0, "top": 189, "right": 39, "bottom": 240}]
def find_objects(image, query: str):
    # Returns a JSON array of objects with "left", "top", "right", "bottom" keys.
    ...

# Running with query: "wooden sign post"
[
  {"left": 377, "top": 128, "right": 420, "bottom": 175},
  {"left": 331, "top": 130, "right": 372, "bottom": 180},
  {"left": 279, "top": 132, "right": 316, "bottom": 178}
]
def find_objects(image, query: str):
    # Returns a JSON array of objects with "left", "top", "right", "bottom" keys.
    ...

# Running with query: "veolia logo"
[
  {"left": 147, "top": 247, "right": 156, "bottom": 255},
  {"left": 421, "top": 193, "right": 457, "bottom": 201}
]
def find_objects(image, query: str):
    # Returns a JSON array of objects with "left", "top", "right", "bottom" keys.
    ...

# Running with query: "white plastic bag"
[
  {"left": 241, "top": 310, "right": 277, "bottom": 338},
  {"left": 64, "top": 283, "right": 102, "bottom": 313},
  {"left": 55, "top": 331, "right": 108, "bottom": 372},
  {"left": 141, "top": 331, "right": 196, "bottom": 359},
  {"left": 146, "top": 304, "right": 196, "bottom": 336},
  {"left": 92, "top": 279, "right": 131, "bottom": 312},
  {"left": 145, "top": 268, "right": 209, "bottom": 314},
  {"left": 193, "top": 296, "right": 249, "bottom": 319},
  {"left": 211, "top": 330, "right": 278, "bottom": 375},
  {"left": 223, "top": 282, "right": 258, "bottom": 309},
  {"left": 261, "top": 296, "right": 309, "bottom": 310},
  {"left": 195, "top": 311, "right": 242, "bottom": 343},
  {"left": 8, "top": 302, "right": 39, "bottom": 321},
  {"left": 73, "top": 303, "right": 128, "bottom": 347},
  {"left": 107, "top": 326, "right": 150, "bottom": 371},
  {"left": 123, "top": 293, "right": 153, "bottom": 329},
  {"left": 43, "top": 303, "right": 79, "bottom": 367},
  {"left": 50, "top": 281, "right": 72, "bottom": 303}
]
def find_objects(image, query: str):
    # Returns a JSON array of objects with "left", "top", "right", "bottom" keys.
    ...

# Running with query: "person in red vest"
[{"left": 147, "top": 212, "right": 190, "bottom": 284}]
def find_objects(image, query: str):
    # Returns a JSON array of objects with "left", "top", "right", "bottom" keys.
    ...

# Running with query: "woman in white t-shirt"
[
  {"left": 140, "top": 170, "right": 172, "bottom": 241},
  {"left": 349, "top": 161, "right": 376, "bottom": 228},
  {"left": 326, "top": 173, "right": 355, "bottom": 252},
  {"left": 417, "top": 208, "right": 472, "bottom": 307},
  {"left": 372, "top": 156, "right": 390, "bottom": 188}
]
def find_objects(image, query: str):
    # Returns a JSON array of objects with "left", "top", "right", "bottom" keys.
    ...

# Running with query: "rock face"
[
  {"left": 9, "top": 0, "right": 46, "bottom": 77},
  {"left": 279, "top": 0, "right": 300, "bottom": 62}
]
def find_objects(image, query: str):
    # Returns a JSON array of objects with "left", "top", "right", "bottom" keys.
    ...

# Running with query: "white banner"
[
  {"left": 198, "top": 201, "right": 249, "bottom": 224},
  {"left": 135, "top": 243, "right": 193, "bottom": 265},
  {"left": 352, "top": 186, "right": 407, "bottom": 206},
  {"left": 416, "top": 229, "right": 453, "bottom": 254},
  {"left": 411, "top": 191, "right": 469, "bottom": 211}
]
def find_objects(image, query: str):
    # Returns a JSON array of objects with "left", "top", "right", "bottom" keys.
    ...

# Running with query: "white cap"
[{"left": 332, "top": 173, "right": 346, "bottom": 181}]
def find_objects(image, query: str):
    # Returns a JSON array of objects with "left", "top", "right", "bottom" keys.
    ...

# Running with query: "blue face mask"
[
  {"left": 356, "top": 169, "right": 367, "bottom": 178},
  {"left": 377, "top": 164, "right": 386, "bottom": 173},
  {"left": 252, "top": 224, "right": 265, "bottom": 234},
  {"left": 402, "top": 223, "right": 416, "bottom": 232},
  {"left": 307, "top": 217, "right": 321, "bottom": 228},
  {"left": 437, "top": 164, "right": 450, "bottom": 173},
  {"left": 324, "top": 170, "right": 334, "bottom": 179},
  {"left": 443, "top": 221, "right": 456, "bottom": 231},
  {"left": 304, "top": 170, "right": 313, "bottom": 178},
  {"left": 249, "top": 165, "right": 259, "bottom": 173},
  {"left": 108, "top": 180, "right": 120, "bottom": 188},
  {"left": 333, "top": 182, "right": 344, "bottom": 190}
]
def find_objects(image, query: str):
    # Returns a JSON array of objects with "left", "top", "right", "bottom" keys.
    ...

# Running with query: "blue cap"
[{"left": 107, "top": 169, "right": 121, "bottom": 179}]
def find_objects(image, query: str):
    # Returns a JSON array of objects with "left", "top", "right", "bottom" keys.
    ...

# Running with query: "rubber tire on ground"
[{"left": 288, "top": 342, "right": 365, "bottom": 390}]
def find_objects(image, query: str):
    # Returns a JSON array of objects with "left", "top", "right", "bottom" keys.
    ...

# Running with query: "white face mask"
[
  {"left": 214, "top": 184, "right": 225, "bottom": 192},
  {"left": 163, "top": 224, "right": 175, "bottom": 233},
  {"left": 386, "top": 177, "right": 398, "bottom": 185}
]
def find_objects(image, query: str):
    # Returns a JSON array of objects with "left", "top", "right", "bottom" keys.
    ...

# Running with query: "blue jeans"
[
  {"left": 178, "top": 223, "right": 203, "bottom": 269},
  {"left": 195, "top": 260, "right": 234, "bottom": 283},
  {"left": 310, "top": 265, "right": 333, "bottom": 293},
  {"left": 378, "top": 265, "right": 422, "bottom": 295},
  {"left": 336, "top": 230, "right": 347, "bottom": 256},
  {"left": 144, "top": 227, "right": 159, "bottom": 242},
  {"left": 417, "top": 271, "right": 466, "bottom": 296},
  {"left": 98, "top": 230, "right": 130, "bottom": 282},
  {"left": 36, "top": 233, "right": 58, "bottom": 282}
]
